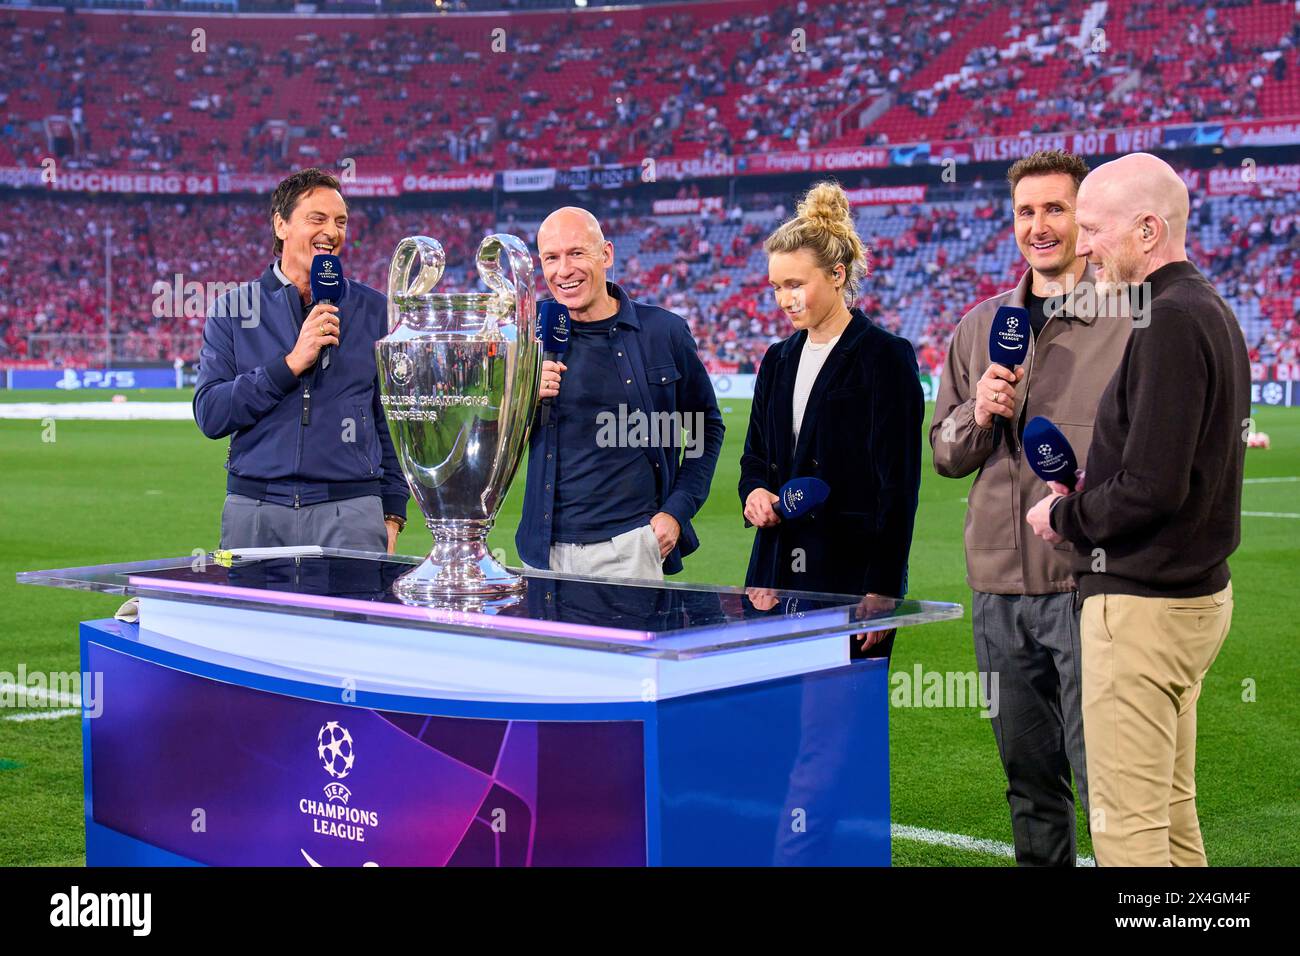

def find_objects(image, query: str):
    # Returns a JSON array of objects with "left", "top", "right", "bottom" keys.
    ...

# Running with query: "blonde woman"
[{"left": 739, "top": 182, "right": 923, "bottom": 652}]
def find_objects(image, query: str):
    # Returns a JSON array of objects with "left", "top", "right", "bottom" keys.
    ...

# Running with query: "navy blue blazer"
[
  {"left": 516, "top": 282, "right": 726, "bottom": 574},
  {"left": 738, "top": 309, "right": 923, "bottom": 597},
  {"left": 193, "top": 263, "right": 408, "bottom": 518}
]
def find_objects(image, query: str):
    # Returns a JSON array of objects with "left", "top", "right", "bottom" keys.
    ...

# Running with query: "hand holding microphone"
[
  {"left": 744, "top": 477, "right": 830, "bottom": 528},
  {"left": 309, "top": 253, "right": 343, "bottom": 371},
  {"left": 744, "top": 488, "right": 782, "bottom": 528},
  {"left": 974, "top": 363, "right": 1024, "bottom": 429},
  {"left": 1024, "top": 416, "right": 1083, "bottom": 543},
  {"left": 984, "top": 305, "right": 1029, "bottom": 444},
  {"left": 537, "top": 300, "right": 571, "bottom": 423},
  {"left": 539, "top": 360, "right": 567, "bottom": 400},
  {"left": 286, "top": 301, "right": 339, "bottom": 376}
]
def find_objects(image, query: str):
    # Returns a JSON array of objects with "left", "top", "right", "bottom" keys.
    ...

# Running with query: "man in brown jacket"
[{"left": 929, "top": 150, "right": 1130, "bottom": 865}]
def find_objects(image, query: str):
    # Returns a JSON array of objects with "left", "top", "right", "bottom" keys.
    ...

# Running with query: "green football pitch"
[{"left": 1, "top": 389, "right": 1296, "bottom": 866}]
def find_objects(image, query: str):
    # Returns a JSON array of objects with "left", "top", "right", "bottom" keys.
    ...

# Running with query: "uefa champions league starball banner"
[{"left": 87, "top": 646, "right": 648, "bottom": 866}]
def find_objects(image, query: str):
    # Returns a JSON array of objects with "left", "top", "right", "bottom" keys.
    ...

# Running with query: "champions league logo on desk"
[{"left": 298, "top": 720, "right": 381, "bottom": 850}]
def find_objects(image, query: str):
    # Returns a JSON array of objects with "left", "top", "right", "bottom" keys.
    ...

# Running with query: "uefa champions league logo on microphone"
[
  {"left": 783, "top": 487, "right": 804, "bottom": 510},
  {"left": 317, "top": 720, "right": 355, "bottom": 780},
  {"left": 1035, "top": 443, "right": 1067, "bottom": 474},
  {"left": 997, "top": 323, "right": 1023, "bottom": 347}
]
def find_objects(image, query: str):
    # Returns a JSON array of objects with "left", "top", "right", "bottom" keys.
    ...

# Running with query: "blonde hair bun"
[
  {"left": 765, "top": 180, "right": 871, "bottom": 305},
  {"left": 796, "top": 182, "right": 854, "bottom": 231}
]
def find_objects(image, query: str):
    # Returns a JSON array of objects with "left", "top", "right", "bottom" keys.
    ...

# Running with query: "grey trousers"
[
  {"left": 525, "top": 524, "right": 665, "bottom": 581},
  {"left": 219, "top": 493, "right": 387, "bottom": 552},
  {"left": 972, "top": 590, "right": 1089, "bottom": 866}
]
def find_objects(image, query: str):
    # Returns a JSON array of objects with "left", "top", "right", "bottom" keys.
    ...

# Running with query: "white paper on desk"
[{"left": 220, "top": 546, "right": 326, "bottom": 560}]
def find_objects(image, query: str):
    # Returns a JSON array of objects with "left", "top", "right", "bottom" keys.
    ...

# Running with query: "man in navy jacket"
[
  {"left": 517, "top": 207, "right": 724, "bottom": 578},
  {"left": 193, "top": 168, "right": 409, "bottom": 552}
]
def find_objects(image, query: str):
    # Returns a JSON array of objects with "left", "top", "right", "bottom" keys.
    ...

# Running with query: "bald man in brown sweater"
[{"left": 1026, "top": 153, "right": 1250, "bottom": 866}]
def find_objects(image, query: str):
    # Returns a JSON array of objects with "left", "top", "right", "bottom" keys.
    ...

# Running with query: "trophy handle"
[
  {"left": 387, "top": 236, "right": 445, "bottom": 333},
  {"left": 475, "top": 234, "right": 536, "bottom": 335}
]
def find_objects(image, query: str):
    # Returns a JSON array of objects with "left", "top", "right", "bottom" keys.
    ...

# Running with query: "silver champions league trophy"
[{"left": 376, "top": 233, "right": 541, "bottom": 603}]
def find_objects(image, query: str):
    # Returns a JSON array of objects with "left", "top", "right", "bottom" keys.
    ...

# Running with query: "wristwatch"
[{"left": 384, "top": 514, "right": 406, "bottom": 533}]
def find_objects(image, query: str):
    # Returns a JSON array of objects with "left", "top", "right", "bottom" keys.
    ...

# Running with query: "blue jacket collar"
[
  {"left": 606, "top": 281, "right": 641, "bottom": 330},
  {"left": 260, "top": 262, "right": 284, "bottom": 293}
]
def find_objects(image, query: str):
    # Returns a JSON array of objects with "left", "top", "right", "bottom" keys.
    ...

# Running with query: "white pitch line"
[
  {"left": 1242, "top": 511, "right": 1300, "bottom": 519},
  {"left": 0, "top": 402, "right": 193, "bottom": 421},
  {"left": 0, "top": 682, "right": 80, "bottom": 707},
  {"left": 3, "top": 708, "right": 81, "bottom": 723},
  {"left": 1243, "top": 476, "right": 1299, "bottom": 484},
  {"left": 892, "top": 823, "right": 1096, "bottom": 866}
]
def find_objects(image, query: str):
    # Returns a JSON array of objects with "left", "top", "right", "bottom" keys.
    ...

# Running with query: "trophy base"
[{"left": 392, "top": 534, "right": 525, "bottom": 605}]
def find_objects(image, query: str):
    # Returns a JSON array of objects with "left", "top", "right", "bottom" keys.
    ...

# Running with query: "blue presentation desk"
[{"left": 20, "top": 551, "right": 961, "bottom": 867}]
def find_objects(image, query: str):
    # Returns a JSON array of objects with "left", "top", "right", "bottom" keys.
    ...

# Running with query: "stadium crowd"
[
  {"left": 896, "top": 0, "right": 1298, "bottom": 142},
  {"left": 2, "top": 0, "right": 1295, "bottom": 175},
  {"left": 3, "top": 186, "right": 1296, "bottom": 375}
]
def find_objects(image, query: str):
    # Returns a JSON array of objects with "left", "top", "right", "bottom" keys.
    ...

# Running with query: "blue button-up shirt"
[{"left": 515, "top": 282, "right": 725, "bottom": 574}]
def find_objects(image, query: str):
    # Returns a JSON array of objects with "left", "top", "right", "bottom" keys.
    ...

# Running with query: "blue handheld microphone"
[
  {"left": 310, "top": 253, "right": 343, "bottom": 370},
  {"left": 1024, "top": 416, "right": 1079, "bottom": 490},
  {"left": 537, "top": 299, "right": 571, "bottom": 425},
  {"left": 987, "top": 304, "right": 1029, "bottom": 451},
  {"left": 776, "top": 476, "right": 830, "bottom": 520},
  {"left": 989, "top": 304, "right": 1029, "bottom": 367}
]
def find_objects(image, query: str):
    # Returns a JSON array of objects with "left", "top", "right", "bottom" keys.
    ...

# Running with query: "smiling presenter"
[{"left": 516, "top": 206, "right": 724, "bottom": 580}]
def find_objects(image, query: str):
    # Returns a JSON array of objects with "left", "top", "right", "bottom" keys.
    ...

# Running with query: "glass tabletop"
[{"left": 18, "top": 550, "right": 963, "bottom": 660}]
